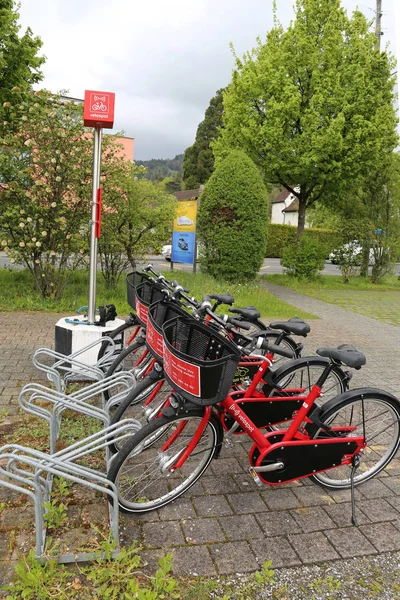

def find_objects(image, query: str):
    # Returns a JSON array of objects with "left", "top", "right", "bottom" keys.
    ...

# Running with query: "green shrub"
[
  {"left": 197, "top": 150, "right": 268, "bottom": 280},
  {"left": 266, "top": 223, "right": 341, "bottom": 258},
  {"left": 281, "top": 237, "right": 325, "bottom": 280}
]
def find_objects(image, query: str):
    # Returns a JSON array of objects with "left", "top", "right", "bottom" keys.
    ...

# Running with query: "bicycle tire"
[
  {"left": 108, "top": 375, "right": 173, "bottom": 453},
  {"left": 103, "top": 338, "right": 151, "bottom": 403},
  {"left": 306, "top": 388, "right": 400, "bottom": 489},
  {"left": 107, "top": 411, "right": 221, "bottom": 513},
  {"left": 97, "top": 316, "right": 142, "bottom": 361},
  {"left": 263, "top": 357, "right": 348, "bottom": 404},
  {"left": 235, "top": 317, "right": 267, "bottom": 335}
]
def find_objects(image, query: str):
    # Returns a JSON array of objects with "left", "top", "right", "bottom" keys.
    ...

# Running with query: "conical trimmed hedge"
[{"left": 197, "top": 150, "right": 268, "bottom": 280}]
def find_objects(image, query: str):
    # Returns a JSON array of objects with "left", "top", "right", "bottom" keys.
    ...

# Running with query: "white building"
[{"left": 270, "top": 188, "right": 300, "bottom": 227}]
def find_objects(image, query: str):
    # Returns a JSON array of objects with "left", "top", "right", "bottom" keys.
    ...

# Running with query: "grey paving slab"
[{"left": 1, "top": 292, "right": 400, "bottom": 582}]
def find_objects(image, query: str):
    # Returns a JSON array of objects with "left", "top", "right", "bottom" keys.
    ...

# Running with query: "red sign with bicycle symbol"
[{"left": 84, "top": 90, "right": 115, "bottom": 129}]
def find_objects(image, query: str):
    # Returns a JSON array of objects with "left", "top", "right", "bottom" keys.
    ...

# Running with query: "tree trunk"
[
  {"left": 359, "top": 246, "right": 369, "bottom": 277},
  {"left": 296, "top": 196, "right": 307, "bottom": 239}
]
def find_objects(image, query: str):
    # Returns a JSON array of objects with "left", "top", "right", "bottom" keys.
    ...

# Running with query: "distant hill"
[{"left": 136, "top": 154, "right": 184, "bottom": 181}]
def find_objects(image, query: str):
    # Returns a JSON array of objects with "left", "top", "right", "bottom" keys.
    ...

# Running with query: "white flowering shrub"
[
  {"left": 0, "top": 90, "right": 93, "bottom": 298},
  {"left": 0, "top": 90, "right": 130, "bottom": 299}
]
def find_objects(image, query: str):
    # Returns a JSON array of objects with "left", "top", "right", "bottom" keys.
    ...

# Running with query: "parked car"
[
  {"left": 161, "top": 244, "right": 172, "bottom": 261},
  {"left": 178, "top": 238, "right": 189, "bottom": 251},
  {"left": 161, "top": 243, "right": 200, "bottom": 262},
  {"left": 329, "top": 241, "right": 375, "bottom": 265}
]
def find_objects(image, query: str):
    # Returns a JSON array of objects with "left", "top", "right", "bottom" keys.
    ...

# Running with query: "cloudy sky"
[{"left": 18, "top": 0, "right": 396, "bottom": 160}]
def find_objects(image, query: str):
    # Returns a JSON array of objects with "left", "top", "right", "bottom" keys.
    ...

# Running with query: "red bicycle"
[{"left": 107, "top": 315, "right": 400, "bottom": 518}]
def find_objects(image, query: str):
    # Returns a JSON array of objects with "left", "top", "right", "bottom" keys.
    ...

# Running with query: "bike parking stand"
[
  {"left": 32, "top": 335, "right": 119, "bottom": 392},
  {"left": 0, "top": 419, "right": 140, "bottom": 563},
  {"left": 18, "top": 371, "right": 137, "bottom": 453}
]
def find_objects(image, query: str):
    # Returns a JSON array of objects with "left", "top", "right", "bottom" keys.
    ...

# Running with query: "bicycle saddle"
[
  {"left": 209, "top": 293, "right": 235, "bottom": 305},
  {"left": 316, "top": 345, "right": 366, "bottom": 369},
  {"left": 229, "top": 306, "right": 261, "bottom": 320},
  {"left": 269, "top": 318, "right": 310, "bottom": 337}
]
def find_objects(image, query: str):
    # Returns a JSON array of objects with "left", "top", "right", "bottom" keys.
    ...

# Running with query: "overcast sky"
[{"left": 18, "top": 0, "right": 396, "bottom": 160}]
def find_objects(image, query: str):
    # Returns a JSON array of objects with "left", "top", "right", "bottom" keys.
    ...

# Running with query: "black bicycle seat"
[
  {"left": 316, "top": 345, "right": 366, "bottom": 369},
  {"left": 230, "top": 307, "right": 261, "bottom": 320},
  {"left": 269, "top": 318, "right": 310, "bottom": 337},
  {"left": 209, "top": 293, "right": 235, "bottom": 305}
]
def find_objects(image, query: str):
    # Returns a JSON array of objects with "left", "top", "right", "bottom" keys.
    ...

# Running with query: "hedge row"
[{"left": 266, "top": 223, "right": 341, "bottom": 258}]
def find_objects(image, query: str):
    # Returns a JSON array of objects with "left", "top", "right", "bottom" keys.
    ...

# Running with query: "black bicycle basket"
[
  {"left": 126, "top": 271, "right": 152, "bottom": 309},
  {"left": 135, "top": 280, "right": 166, "bottom": 326},
  {"left": 146, "top": 300, "right": 191, "bottom": 363},
  {"left": 162, "top": 315, "right": 241, "bottom": 406}
]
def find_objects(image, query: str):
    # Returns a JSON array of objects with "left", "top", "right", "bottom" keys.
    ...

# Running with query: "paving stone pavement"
[{"left": 1, "top": 296, "right": 400, "bottom": 582}]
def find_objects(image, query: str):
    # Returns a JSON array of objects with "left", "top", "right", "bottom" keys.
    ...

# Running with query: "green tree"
[
  {"left": 357, "top": 153, "right": 400, "bottom": 283},
  {"left": 99, "top": 165, "right": 177, "bottom": 288},
  {"left": 135, "top": 154, "right": 183, "bottom": 181},
  {"left": 214, "top": 0, "right": 398, "bottom": 237},
  {"left": 197, "top": 150, "right": 268, "bottom": 280},
  {"left": 0, "top": 0, "right": 44, "bottom": 120},
  {"left": 183, "top": 88, "right": 224, "bottom": 189},
  {"left": 0, "top": 91, "right": 93, "bottom": 299}
]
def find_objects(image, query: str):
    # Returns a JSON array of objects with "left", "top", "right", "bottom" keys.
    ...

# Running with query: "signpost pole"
[{"left": 88, "top": 127, "right": 103, "bottom": 324}]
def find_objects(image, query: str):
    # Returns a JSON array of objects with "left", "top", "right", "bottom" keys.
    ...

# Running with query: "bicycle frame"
[{"left": 165, "top": 356, "right": 365, "bottom": 485}]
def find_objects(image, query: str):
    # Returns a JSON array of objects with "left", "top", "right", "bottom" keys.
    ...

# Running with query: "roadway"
[{"left": 1, "top": 252, "right": 397, "bottom": 276}]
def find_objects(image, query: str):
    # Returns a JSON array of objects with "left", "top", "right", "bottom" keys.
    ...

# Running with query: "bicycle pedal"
[
  {"left": 249, "top": 467, "right": 263, "bottom": 487},
  {"left": 223, "top": 437, "right": 234, "bottom": 449}
]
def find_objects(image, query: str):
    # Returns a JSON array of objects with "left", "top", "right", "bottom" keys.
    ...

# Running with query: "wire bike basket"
[
  {"left": 162, "top": 316, "right": 241, "bottom": 406},
  {"left": 126, "top": 271, "right": 152, "bottom": 310},
  {"left": 146, "top": 300, "right": 190, "bottom": 363},
  {"left": 134, "top": 280, "right": 166, "bottom": 326}
]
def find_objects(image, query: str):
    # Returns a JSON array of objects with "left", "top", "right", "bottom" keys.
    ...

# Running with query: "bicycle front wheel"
[
  {"left": 307, "top": 390, "right": 400, "bottom": 489},
  {"left": 104, "top": 339, "right": 152, "bottom": 403},
  {"left": 109, "top": 376, "right": 173, "bottom": 452},
  {"left": 97, "top": 317, "right": 141, "bottom": 361},
  {"left": 108, "top": 412, "right": 220, "bottom": 513}
]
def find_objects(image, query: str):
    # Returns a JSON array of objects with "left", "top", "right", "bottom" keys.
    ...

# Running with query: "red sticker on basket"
[
  {"left": 163, "top": 343, "right": 201, "bottom": 397},
  {"left": 135, "top": 298, "right": 148, "bottom": 324},
  {"left": 146, "top": 319, "right": 163, "bottom": 357}
]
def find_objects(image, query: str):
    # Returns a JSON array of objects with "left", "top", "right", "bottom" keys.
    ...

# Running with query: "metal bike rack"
[
  {"left": 32, "top": 335, "right": 119, "bottom": 392},
  {"left": 0, "top": 420, "right": 140, "bottom": 562},
  {"left": 18, "top": 371, "right": 137, "bottom": 453},
  {"left": 0, "top": 345, "right": 142, "bottom": 562}
]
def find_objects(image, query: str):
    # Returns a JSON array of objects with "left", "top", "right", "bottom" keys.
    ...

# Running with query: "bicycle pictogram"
[{"left": 90, "top": 93, "right": 109, "bottom": 113}]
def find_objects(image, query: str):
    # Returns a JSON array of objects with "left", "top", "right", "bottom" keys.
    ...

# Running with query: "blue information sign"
[{"left": 171, "top": 231, "right": 196, "bottom": 265}]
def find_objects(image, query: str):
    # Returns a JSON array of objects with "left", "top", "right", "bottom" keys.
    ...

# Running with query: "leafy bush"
[
  {"left": 197, "top": 150, "right": 268, "bottom": 280},
  {"left": 333, "top": 241, "right": 362, "bottom": 283},
  {"left": 281, "top": 237, "right": 325, "bottom": 280},
  {"left": 266, "top": 224, "right": 340, "bottom": 258}
]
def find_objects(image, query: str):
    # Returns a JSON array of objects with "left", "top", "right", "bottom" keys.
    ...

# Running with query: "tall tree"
[
  {"left": 183, "top": 88, "right": 225, "bottom": 189},
  {"left": 0, "top": 0, "right": 44, "bottom": 116},
  {"left": 214, "top": 0, "right": 398, "bottom": 237}
]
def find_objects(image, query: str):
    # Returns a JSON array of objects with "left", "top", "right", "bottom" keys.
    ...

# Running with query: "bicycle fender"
[
  {"left": 161, "top": 404, "right": 224, "bottom": 458},
  {"left": 318, "top": 387, "right": 400, "bottom": 417},
  {"left": 161, "top": 402, "right": 207, "bottom": 418}
]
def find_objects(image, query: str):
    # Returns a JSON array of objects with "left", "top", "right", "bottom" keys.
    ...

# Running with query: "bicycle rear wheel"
[
  {"left": 263, "top": 357, "right": 348, "bottom": 404},
  {"left": 307, "top": 390, "right": 400, "bottom": 489},
  {"left": 107, "top": 412, "right": 220, "bottom": 513}
]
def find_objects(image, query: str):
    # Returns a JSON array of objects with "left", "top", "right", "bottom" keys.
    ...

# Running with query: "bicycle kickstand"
[{"left": 350, "top": 454, "right": 360, "bottom": 527}]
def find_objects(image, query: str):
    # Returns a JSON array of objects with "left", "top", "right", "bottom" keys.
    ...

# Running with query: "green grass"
[
  {"left": 264, "top": 273, "right": 400, "bottom": 326},
  {"left": 0, "top": 267, "right": 316, "bottom": 320},
  {"left": 264, "top": 273, "right": 400, "bottom": 292}
]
